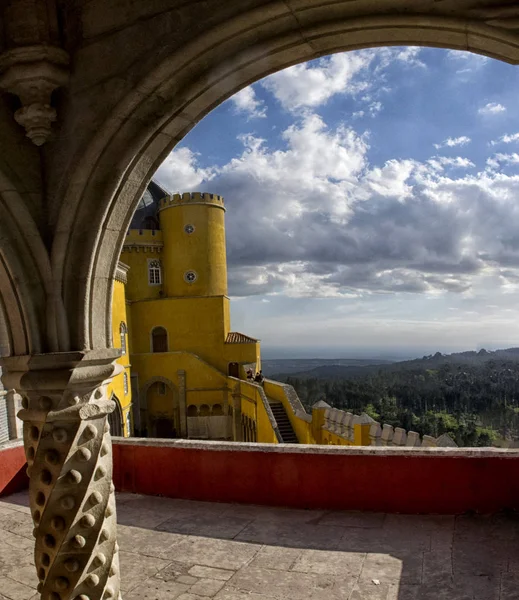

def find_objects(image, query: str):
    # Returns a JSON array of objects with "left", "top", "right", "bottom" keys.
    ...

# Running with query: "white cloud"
[
  {"left": 261, "top": 53, "right": 373, "bottom": 112},
  {"left": 433, "top": 136, "right": 471, "bottom": 150},
  {"left": 364, "top": 159, "right": 416, "bottom": 198},
  {"left": 157, "top": 115, "right": 519, "bottom": 302},
  {"left": 486, "top": 153, "right": 519, "bottom": 169},
  {"left": 479, "top": 102, "right": 506, "bottom": 115},
  {"left": 491, "top": 132, "right": 519, "bottom": 146},
  {"left": 230, "top": 86, "right": 267, "bottom": 119},
  {"left": 427, "top": 157, "right": 475, "bottom": 171},
  {"left": 260, "top": 47, "right": 425, "bottom": 113},
  {"left": 375, "top": 46, "right": 426, "bottom": 70},
  {"left": 155, "top": 146, "right": 214, "bottom": 191},
  {"left": 446, "top": 50, "right": 489, "bottom": 75}
]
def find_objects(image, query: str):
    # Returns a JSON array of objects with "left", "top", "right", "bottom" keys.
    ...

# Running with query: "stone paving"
[{"left": 0, "top": 492, "right": 518, "bottom": 600}]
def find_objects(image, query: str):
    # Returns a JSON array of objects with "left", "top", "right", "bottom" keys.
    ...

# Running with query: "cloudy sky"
[{"left": 155, "top": 47, "right": 519, "bottom": 359}]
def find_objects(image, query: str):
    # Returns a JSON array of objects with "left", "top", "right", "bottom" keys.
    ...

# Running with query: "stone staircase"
[{"left": 268, "top": 401, "right": 299, "bottom": 443}]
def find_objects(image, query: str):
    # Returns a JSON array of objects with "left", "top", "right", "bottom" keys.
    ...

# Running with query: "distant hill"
[
  {"left": 261, "top": 357, "right": 395, "bottom": 378},
  {"left": 271, "top": 347, "right": 519, "bottom": 380}
]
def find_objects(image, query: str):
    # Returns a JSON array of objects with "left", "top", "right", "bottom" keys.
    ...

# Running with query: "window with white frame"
[
  {"left": 123, "top": 372, "right": 129, "bottom": 395},
  {"left": 148, "top": 259, "right": 162, "bottom": 285},
  {"left": 119, "top": 322, "right": 127, "bottom": 354}
]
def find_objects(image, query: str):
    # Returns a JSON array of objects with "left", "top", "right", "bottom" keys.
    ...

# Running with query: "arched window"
[
  {"left": 212, "top": 404, "right": 223, "bottom": 416},
  {"left": 148, "top": 259, "right": 162, "bottom": 285},
  {"left": 199, "top": 404, "right": 210, "bottom": 417},
  {"left": 119, "top": 322, "right": 127, "bottom": 355},
  {"left": 151, "top": 327, "right": 168, "bottom": 353},
  {"left": 187, "top": 405, "right": 198, "bottom": 417},
  {"left": 123, "top": 372, "right": 129, "bottom": 395},
  {"left": 108, "top": 394, "right": 123, "bottom": 437}
]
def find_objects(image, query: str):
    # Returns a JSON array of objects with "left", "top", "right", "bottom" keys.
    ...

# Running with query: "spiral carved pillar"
[{"left": 0, "top": 351, "right": 122, "bottom": 600}]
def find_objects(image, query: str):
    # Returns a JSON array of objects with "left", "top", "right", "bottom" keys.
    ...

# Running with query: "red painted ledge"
[
  {"left": 112, "top": 438, "right": 519, "bottom": 514},
  {"left": 4, "top": 438, "right": 518, "bottom": 514},
  {"left": 0, "top": 440, "right": 29, "bottom": 497}
]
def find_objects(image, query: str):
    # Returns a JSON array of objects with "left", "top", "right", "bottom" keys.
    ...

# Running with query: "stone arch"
[
  {"left": 0, "top": 167, "right": 55, "bottom": 358},
  {"left": 187, "top": 404, "right": 198, "bottom": 417},
  {"left": 140, "top": 375, "right": 180, "bottom": 438},
  {"left": 108, "top": 393, "right": 124, "bottom": 437},
  {"left": 212, "top": 404, "right": 223, "bottom": 416},
  {"left": 50, "top": 4, "right": 519, "bottom": 351},
  {"left": 140, "top": 376, "right": 177, "bottom": 411}
]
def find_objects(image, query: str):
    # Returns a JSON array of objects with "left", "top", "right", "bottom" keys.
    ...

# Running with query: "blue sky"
[{"left": 155, "top": 47, "right": 519, "bottom": 359}]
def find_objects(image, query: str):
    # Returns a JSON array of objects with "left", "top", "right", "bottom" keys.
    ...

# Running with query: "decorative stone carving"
[
  {"left": 0, "top": 45, "right": 69, "bottom": 145},
  {"left": 0, "top": 350, "right": 121, "bottom": 600}
]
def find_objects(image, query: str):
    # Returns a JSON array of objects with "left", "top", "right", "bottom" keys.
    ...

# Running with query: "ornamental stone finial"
[
  {"left": 0, "top": 350, "right": 122, "bottom": 600},
  {"left": 0, "top": 45, "right": 69, "bottom": 145}
]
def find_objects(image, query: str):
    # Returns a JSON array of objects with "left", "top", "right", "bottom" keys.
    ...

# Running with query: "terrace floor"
[{"left": 0, "top": 491, "right": 518, "bottom": 600}]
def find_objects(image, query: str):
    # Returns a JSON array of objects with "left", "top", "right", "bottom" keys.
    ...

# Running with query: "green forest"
[{"left": 276, "top": 349, "right": 519, "bottom": 447}]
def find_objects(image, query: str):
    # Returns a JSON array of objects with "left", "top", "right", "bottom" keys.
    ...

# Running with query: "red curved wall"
[
  {"left": 3, "top": 439, "right": 517, "bottom": 514},
  {"left": 0, "top": 443, "right": 28, "bottom": 497},
  {"left": 112, "top": 442, "right": 519, "bottom": 514}
]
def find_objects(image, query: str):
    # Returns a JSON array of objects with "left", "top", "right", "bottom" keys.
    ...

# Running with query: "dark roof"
[
  {"left": 130, "top": 180, "right": 170, "bottom": 230},
  {"left": 225, "top": 332, "right": 259, "bottom": 344}
]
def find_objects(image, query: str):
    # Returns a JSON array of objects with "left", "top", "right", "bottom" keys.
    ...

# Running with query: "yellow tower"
[{"left": 159, "top": 192, "right": 227, "bottom": 298}]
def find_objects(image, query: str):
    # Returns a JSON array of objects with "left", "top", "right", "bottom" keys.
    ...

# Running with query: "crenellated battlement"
[
  {"left": 320, "top": 406, "right": 458, "bottom": 448},
  {"left": 159, "top": 192, "right": 225, "bottom": 211}
]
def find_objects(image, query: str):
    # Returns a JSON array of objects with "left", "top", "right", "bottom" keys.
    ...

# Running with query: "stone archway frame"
[
  {"left": 108, "top": 392, "right": 124, "bottom": 437},
  {"left": 140, "top": 375, "right": 186, "bottom": 437},
  {"left": 52, "top": 4, "right": 519, "bottom": 353},
  {"left": 0, "top": 166, "right": 68, "bottom": 356}
]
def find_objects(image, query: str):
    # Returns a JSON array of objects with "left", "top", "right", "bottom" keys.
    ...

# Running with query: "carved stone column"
[{"left": 0, "top": 350, "right": 122, "bottom": 600}]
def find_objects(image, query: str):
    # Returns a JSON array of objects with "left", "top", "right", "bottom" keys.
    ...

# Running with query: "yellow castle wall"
[
  {"left": 120, "top": 230, "right": 163, "bottom": 302},
  {"left": 159, "top": 194, "right": 227, "bottom": 298},
  {"left": 129, "top": 296, "right": 257, "bottom": 375},
  {"left": 320, "top": 424, "right": 372, "bottom": 446},
  {"left": 233, "top": 380, "right": 279, "bottom": 444},
  {"left": 115, "top": 188, "right": 377, "bottom": 447},
  {"left": 107, "top": 277, "right": 132, "bottom": 436},
  {"left": 120, "top": 250, "right": 163, "bottom": 302},
  {"left": 311, "top": 406, "right": 328, "bottom": 443},
  {"left": 131, "top": 351, "right": 228, "bottom": 406},
  {"left": 224, "top": 342, "right": 260, "bottom": 372}
]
